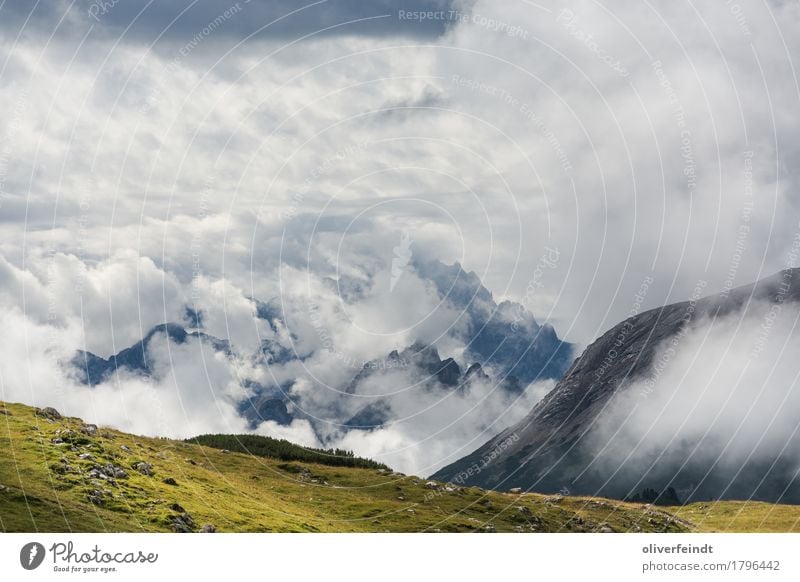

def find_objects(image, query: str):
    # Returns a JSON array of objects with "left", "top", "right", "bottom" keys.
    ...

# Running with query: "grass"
[{"left": 1, "top": 400, "right": 798, "bottom": 533}]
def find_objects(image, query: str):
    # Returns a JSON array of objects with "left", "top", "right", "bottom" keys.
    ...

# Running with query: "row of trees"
[{"left": 188, "top": 433, "right": 389, "bottom": 470}]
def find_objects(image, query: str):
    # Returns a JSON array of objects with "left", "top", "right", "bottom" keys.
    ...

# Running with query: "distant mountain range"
[
  {"left": 68, "top": 258, "right": 573, "bottom": 440},
  {"left": 433, "top": 269, "right": 800, "bottom": 504}
]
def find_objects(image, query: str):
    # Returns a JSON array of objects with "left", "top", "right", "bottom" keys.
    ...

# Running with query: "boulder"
[
  {"left": 103, "top": 464, "right": 128, "bottom": 479},
  {"left": 133, "top": 462, "right": 154, "bottom": 476},
  {"left": 80, "top": 424, "right": 98, "bottom": 436},
  {"left": 35, "top": 407, "right": 62, "bottom": 420},
  {"left": 199, "top": 524, "right": 217, "bottom": 533},
  {"left": 163, "top": 477, "right": 178, "bottom": 486},
  {"left": 170, "top": 513, "right": 196, "bottom": 533}
]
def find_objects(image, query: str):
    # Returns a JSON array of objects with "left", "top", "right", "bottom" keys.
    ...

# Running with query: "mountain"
[
  {"left": 414, "top": 259, "right": 573, "bottom": 383},
  {"left": 0, "top": 400, "right": 738, "bottom": 533},
  {"left": 70, "top": 323, "right": 229, "bottom": 386},
  {"left": 432, "top": 269, "right": 800, "bottom": 504},
  {"left": 67, "top": 259, "right": 572, "bottom": 439}
]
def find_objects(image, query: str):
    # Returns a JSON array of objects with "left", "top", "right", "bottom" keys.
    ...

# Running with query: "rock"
[
  {"left": 598, "top": 524, "right": 615, "bottom": 533},
  {"left": 220, "top": 449, "right": 230, "bottom": 454},
  {"left": 88, "top": 490, "right": 104, "bottom": 505},
  {"left": 169, "top": 503, "right": 185, "bottom": 513},
  {"left": 120, "top": 445, "right": 132, "bottom": 453},
  {"left": 51, "top": 438, "right": 64, "bottom": 445},
  {"left": 0, "top": 408, "right": 11, "bottom": 415},
  {"left": 163, "top": 477, "right": 178, "bottom": 486},
  {"left": 104, "top": 464, "right": 128, "bottom": 479},
  {"left": 35, "top": 407, "right": 62, "bottom": 420},
  {"left": 185, "top": 458, "right": 197, "bottom": 465},
  {"left": 133, "top": 462, "right": 154, "bottom": 476},
  {"left": 424, "top": 481, "right": 440, "bottom": 489},
  {"left": 0, "top": 483, "right": 6, "bottom": 491},
  {"left": 199, "top": 524, "right": 216, "bottom": 533},
  {"left": 509, "top": 487, "right": 523, "bottom": 494},
  {"left": 78, "top": 453, "right": 93, "bottom": 460},
  {"left": 80, "top": 424, "right": 98, "bottom": 436},
  {"left": 396, "top": 495, "right": 405, "bottom": 501},
  {"left": 170, "top": 513, "right": 196, "bottom": 533},
  {"left": 516, "top": 505, "right": 532, "bottom": 516}
]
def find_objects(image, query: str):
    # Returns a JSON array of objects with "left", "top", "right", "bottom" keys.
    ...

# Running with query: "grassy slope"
[{"left": 1, "top": 401, "right": 797, "bottom": 533}]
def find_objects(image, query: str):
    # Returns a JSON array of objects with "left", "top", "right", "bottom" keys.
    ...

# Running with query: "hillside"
[
  {"left": 1, "top": 401, "right": 798, "bottom": 532},
  {"left": 433, "top": 269, "right": 800, "bottom": 504}
]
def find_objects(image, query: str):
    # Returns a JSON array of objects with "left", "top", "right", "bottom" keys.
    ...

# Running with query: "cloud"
[
  {"left": 1, "top": 0, "right": 458, "bottom": 45},
  {"left": 586, "top": 301, "right": 800, "bottom": 500}
]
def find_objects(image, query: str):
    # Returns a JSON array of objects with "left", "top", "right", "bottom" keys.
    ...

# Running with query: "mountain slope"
[{"left": 432, "top": 269, "right": 800, "bottom": 503}]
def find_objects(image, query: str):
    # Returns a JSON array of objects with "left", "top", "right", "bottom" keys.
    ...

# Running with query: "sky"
[{"left": 1, "top": 0, "right": 799, "bottom": 473}]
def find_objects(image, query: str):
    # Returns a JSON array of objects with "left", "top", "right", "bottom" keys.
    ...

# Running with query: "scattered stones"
[
  {"left": 80, "top": 424, "right": 98, "bottom": 436},
  {"left": 35, "top": 407, "right": 62, "bottom": 420},
  {"left": 516, "top": 506, "right": 532, "bottom": 516},
  {"left": 78, "top": 453, "right": 93, "bottom": 460},
  {"left": 88, "top": 489, "right": 104, "bottom": 505},
  {"left": 51, "top": 438, "right": 64, "bottom": 445},
  {"left": 170, "top": 512, "right": 196, "bottom": 533},
  {"left": 598, "top": 524, "right": 615, "bottom": 533},
  {"left": 87, "top": 464, "right": 127, "bottom": 481},
  {"left": 479, "top": 499, "right": 493, "bottom": 509},
  {"left": 163, "top": 477, "right": 178, "bottom": 486},
  {"left": 220, "top": 449, "right": 230, "bottom": 454},
  {"left": 120, "top": 445, "right": 132, "bottom": 453},
  {"left": 396, "top": 495, "right": 405, "bottom": 501},
  {"left": 509, "top": 487, "right": 523, "bottom": 494},
  {"left": 199, "top": 524, "right": 216, "bottom": 533},
  {"left": 169, "top": 503, "right": 185, "bottom": 513},
  {"left": 424, "top": 481, "right": 440, "bottom": 490},
  {"left": 482, "top": 524, "right": 496, "bottom": 532},
  {"left": 133, "top": 462, "right": 154, "bottom": 476},
  {"left": 185, "top": 458, "right": 197, "bottom": 466}
]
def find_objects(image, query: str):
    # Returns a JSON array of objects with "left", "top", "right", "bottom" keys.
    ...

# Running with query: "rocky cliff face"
[{"left": 432, "top": 269, "right": 800, "bottom": 504}]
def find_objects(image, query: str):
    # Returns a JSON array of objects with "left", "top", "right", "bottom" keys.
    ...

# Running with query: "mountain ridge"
[{"left": 432, "top": 269, "right": 800, "bottom": 504}]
